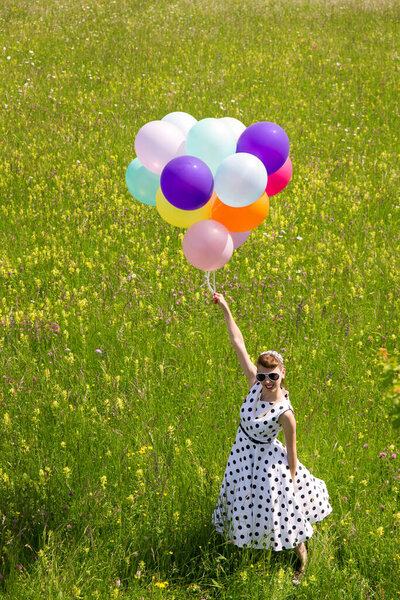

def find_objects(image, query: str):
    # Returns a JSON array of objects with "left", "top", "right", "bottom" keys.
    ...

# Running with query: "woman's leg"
[{"left": 293, "top": 542, "right": 307, "bottom": 568}]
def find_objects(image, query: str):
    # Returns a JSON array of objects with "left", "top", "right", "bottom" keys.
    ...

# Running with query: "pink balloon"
[
  {"left": 182, "top": 220, "right": 234, "bottom": 271},
  {"left": 135, "top": 120, "right": 186, "bottom": 175},
  {"left": 230, "top": 230, "right": 252, "bottom": 250},
  {"left": 265, "top": 156, "right": 292, "bottom": 197}
]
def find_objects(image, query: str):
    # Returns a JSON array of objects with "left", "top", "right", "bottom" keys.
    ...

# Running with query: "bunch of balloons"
[{"left": 126, "top": 111, "right": 292, "bottom": 293}]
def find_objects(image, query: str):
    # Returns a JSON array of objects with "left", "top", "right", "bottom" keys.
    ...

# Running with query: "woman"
[{"left": 211, "top": 292, "right": 333, "bottom": 585}]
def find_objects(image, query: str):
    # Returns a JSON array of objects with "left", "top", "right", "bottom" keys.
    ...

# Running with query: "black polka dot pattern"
[{"left": 212, "top": 381, "right": 333, "bottom": 551}]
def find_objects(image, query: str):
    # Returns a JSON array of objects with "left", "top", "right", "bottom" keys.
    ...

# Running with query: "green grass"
[{"left": 0, "top": 0, "right": 400, "bottom": 597}]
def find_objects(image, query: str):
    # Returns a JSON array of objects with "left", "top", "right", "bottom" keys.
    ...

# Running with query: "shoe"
[{"left": 292, "top": 566, "right": 306, "bottom": 585}]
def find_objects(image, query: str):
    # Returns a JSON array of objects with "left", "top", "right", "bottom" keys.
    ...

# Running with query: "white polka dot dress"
[{"left": 212, "top": 381, "right": 333, "bottom": 550}]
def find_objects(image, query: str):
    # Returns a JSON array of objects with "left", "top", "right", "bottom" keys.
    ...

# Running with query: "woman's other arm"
[{"left": 279, "top": 410, "right": 297, "bottom": 483}]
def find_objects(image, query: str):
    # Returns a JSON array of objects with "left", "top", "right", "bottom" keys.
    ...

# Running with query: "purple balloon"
[
  {"left": 236, "top": 121, "right": 289, "bottom": 175},
  {"left": 160, "top": 155, "right": 214, "bottom": 211},
  {"left": 230, "top": 230, "right": 251, "bottom": 250}
]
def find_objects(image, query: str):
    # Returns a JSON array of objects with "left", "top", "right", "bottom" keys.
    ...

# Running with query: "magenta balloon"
[
  {"left": 266, "top": 156, "right": 292, "bottom": 197},
  {"left": 182, "top": 220, "right": 234, "bottom": 271},
  {"left": 160, "top": 155, "right": 214, "bottom": 210},
  {"left": 237, "top": 121, "right": 289, "bottom": 175},
  {"left": 230, "top": 230, "right": 252, "bottom": 250}
]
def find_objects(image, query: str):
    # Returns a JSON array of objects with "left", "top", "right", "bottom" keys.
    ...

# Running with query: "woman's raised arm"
[{"left": 212, "top": 292, "right": 244, "bottom": 345}]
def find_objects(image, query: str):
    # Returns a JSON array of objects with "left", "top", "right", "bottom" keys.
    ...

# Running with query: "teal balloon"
[
  {"left": 125, "top": 158, "right": 160, "bottom": 206},
  {"left": 185, "top": 118, "right": 236, "bottom": 176}
]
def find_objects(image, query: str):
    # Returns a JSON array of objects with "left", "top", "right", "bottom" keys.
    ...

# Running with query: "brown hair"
[{"left": 256, "top": 352, "right": 289, "bottom": 397}]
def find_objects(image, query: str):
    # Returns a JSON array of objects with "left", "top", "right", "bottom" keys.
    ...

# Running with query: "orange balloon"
[{"left": 210, "top": 191, "right": 269, "bottom": 232}]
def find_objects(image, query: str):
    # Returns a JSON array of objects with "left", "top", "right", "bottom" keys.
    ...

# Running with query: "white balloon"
[
  {"left": 220, "top": 117, "right": 246, "bottom": 141},
  {"left": 214, "top": 152, "right": 268, "bottom": 208},
  {"left": 162, "top": 111, "right": 197, "bottom": 137}
]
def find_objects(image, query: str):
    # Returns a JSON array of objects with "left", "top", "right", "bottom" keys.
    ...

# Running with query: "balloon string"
[{"left": 204, "top": 270, "right": 216, "bottom": 295}]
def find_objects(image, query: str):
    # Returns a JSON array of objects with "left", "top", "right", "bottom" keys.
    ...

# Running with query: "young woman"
[{"left": 211, "top": 292, "right": 333, "bottom": 585}]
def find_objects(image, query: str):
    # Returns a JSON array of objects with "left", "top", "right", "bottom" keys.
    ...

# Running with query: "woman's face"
[{"left": 257, "top": 364, "right": 286, "bottom": 392}]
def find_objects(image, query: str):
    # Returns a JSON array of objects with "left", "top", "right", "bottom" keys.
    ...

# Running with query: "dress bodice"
[{"left": 239, "top": 381, "right": 294, "bottom": 444}]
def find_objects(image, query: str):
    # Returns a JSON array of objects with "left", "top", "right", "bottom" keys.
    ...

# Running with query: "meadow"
[{"left": 1, "top": 0, "right": 400, "bottom": 597}]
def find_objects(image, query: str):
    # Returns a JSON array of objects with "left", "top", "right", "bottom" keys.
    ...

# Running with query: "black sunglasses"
[{"left": 256, "top": 372, "right": 281, "bottom": 382}]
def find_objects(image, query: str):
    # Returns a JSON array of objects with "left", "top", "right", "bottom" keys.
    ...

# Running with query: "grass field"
[{"left": 1, "top": 0, "right": 400, "bottom": 598}]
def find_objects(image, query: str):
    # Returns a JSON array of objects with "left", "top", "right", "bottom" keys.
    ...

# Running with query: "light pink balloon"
[
  {"left": 135, "top": 120, "right": 186, "bottom": 175},
  {"left": 230, "top": 230, "right": 252, "bottom": 250},
  {"left": 265, "top": 156, "right": 292, "bottom": 197},
  {"left": 182, "top": 220, "right": 234, "bottom": 271}
]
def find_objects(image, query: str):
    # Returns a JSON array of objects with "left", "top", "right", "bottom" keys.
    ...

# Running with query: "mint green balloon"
[
  {"left": 185, "top": 118, "right": 236, "bottom": 176},
  {"left": 125, "top": 158, "right": 160, "bottom": 206}
]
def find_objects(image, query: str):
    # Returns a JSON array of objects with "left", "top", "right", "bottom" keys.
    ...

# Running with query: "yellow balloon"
[{"left": 155, "top": 187, "right": 212, "bottom": 228}]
